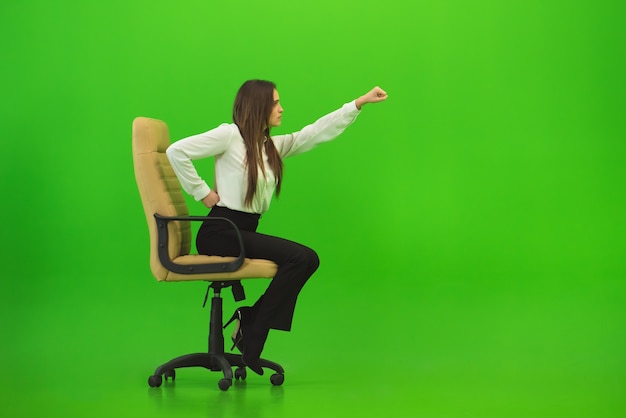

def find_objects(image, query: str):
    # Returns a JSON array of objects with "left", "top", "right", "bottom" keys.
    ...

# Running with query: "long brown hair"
[{"left": 233, "top": 80, "right": 284, "bottom": 208}]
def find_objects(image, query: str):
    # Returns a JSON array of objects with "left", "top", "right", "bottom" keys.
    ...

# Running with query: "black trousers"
[{"left": 196, "top": 206, "right": 319, "bottom": 332}]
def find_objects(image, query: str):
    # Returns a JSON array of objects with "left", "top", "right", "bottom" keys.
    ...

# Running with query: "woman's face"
[{"left": 268, "top": 89, "right": 283, "bottom": 128}]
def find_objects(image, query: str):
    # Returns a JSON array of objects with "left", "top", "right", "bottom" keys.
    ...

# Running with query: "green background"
[{"left": 1, "top": 0, "right": 625, "bottom": 417}]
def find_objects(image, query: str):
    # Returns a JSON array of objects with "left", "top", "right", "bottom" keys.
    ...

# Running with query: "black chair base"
[
  {"left": 147, "top": 282, "right": 285, "bottom": 391},
  {"left": 148, "top": 352, "right": 285, "bottom": 390}
]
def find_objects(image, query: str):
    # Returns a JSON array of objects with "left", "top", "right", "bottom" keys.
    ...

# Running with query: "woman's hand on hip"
[{"left": 202, "top": 190, "right": 220, "bottom": 208}]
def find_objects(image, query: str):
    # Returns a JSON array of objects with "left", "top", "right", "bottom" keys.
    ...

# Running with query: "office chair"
[{"left": 132, "top": 116, "right": 285, "bottom": 391}]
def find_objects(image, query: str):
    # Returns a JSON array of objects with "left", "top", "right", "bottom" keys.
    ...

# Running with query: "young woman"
[{"left": 166, "top": 80, "right": 387, "bottom": 374}]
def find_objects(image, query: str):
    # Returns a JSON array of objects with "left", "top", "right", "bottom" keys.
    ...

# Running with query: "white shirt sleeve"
[
  {"left": 273, "top": 100, "right": 361, "bottom": 158},
  {"left": 166, "top": 123, "right": 234, "bottom": 201}
]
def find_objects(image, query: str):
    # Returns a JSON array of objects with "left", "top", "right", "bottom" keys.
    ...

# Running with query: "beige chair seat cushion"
[{"left": 163, "top": 255, "right": 278, "bottom": 282}]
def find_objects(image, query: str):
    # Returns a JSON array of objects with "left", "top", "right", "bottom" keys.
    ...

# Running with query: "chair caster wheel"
[
  {"left": 218, "top": 378, "right": 232, "bottom": 391},
  {"left": 270, "top": 373, "right": 284, "bottom": 386},
  {"left": 234, "top": 367, "right": 247, "bottom": 381},
  {"left": 148, "top": 375, "right": 162, "bottom": 387},
  {"left": 164, "top": 369, "right": 176, "bottom": 381}
]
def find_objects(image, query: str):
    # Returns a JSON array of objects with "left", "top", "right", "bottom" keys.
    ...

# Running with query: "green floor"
[{"left": 1, "top": 273, "right": 624, "bottom": 418}]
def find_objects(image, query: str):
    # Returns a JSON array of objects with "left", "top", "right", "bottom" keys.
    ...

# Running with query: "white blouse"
[{"left": 166, "top": 100, "right": 361, "bottom": 214}]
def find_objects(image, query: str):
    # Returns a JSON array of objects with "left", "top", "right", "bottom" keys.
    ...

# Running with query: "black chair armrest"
[{"left": 154, "top": 213, "right": 245, "bottom": 275}]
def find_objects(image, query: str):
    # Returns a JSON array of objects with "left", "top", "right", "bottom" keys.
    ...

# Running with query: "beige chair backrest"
[{"left": 132, "top": 117, "right": 192, "bottom": 281}]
